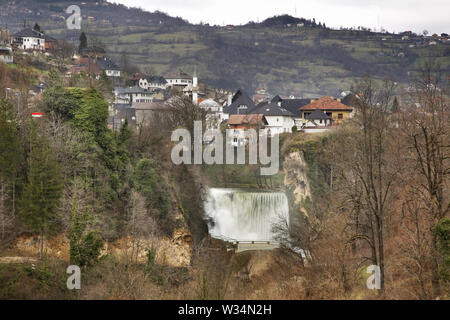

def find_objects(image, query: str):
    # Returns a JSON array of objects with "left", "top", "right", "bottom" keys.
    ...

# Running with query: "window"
[{"left": 338, "top": 113, "right": 343, "bottom": 119}]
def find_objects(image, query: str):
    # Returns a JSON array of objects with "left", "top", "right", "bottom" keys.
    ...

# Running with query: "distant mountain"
[{"left": 2, "top": 0, "right": 448, "bottom": 97}]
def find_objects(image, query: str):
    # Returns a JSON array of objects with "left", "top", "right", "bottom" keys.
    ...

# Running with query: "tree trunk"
[
  {"left": 39, "top": 232, "right": 44, "bottom": 260},
  {"left": 376, "top": 215, "right": 385, "bottom": 292}
]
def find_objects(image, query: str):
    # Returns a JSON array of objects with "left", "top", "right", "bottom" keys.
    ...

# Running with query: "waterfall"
[{"left": 204, "top": 188, "right": 289, "bottom": 242}]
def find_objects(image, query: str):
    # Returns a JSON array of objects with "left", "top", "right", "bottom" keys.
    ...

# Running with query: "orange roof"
[
  {"left": 300, "top": 96, "right": 353, "bottom": 111},
  {"left": 228, "top": 114, "right": 267, "bottom": 126}
]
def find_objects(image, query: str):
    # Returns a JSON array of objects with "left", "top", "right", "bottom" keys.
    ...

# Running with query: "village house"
[
  {"left": 302, "top": 109, "right": 334, "bottom": 133},
  {"left": 223, "top": 89, "right": 256, "bottom": 119},
  {"left": 132, "top": 101, "right": 171, "bottom": 128},
  {"left": 109, "top": 104, "right": 136, "bottom": 131},
  {"left": 97, "top": 56, "right": 121, "bottom": 78},
  {"left": 252, "top": 87, "right": 270, "bottom": 104},
  {"left": 138, "top": 75, "right": 167, "bottom": 90},
  {"left": 165, "top": 69, "right": 193, "bottom": 89},
  {"left": 199, "top": 98, "right": 225, "bottom": 133},
  {"left": 227, "top": 114, "right": 268, "bottom": 147},
  {"left": 0, "top": 47, "right": 13, "bottom": 64},
  {"left": 11, "top": 28, "right": 45, "bottom": 51},
  {"left": 300, "top": 96, "right": 353, "bottom": 125},
  {"left": 114, "top": 86, "right": 154, "bottom": 104},
  {"left": 44, "top": 34, "right": 57, "bottom": 51},
  {"left": 66, "top": 57, "right": 101, "bottom": 77},
  {"left": 0, "top": 28, "right": 10, "bottom": 47},
  {"left": 270, "top": 95, "right": 310, "bottom": 127},
  {"left": 249, "top": 100, "right": 295, "bottom": 136}
]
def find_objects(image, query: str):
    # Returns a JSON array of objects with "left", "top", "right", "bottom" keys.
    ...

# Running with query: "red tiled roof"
[{"left": 300, "top": 96, "right": 353, "bottom": 111}]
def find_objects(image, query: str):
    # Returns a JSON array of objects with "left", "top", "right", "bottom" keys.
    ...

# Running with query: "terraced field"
[{"left": 3, "top": 0, "right": 449, "bottom": 96}]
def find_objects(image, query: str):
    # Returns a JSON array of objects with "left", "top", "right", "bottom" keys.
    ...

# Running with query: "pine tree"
[
  {"left": 33, "top": 23, "right": 41, "bottom": 33},
  {"left": 116, "top": 119, "right": 132, "bottom": 179},
  {"left": 0, "top": 99, "right": 23, "bottom": 238},
  {"left": 69, "top": 199, "right": 104, "bottom": 267},
  {"left": 79, "top": 32, "right": 88, "bottom": 53},
  {"left": 73, "top": 87, "right": 109, "bottom": 137},
  {"left": 20, "top": 122, "right": 63, "bottom": 259},
  {"left": 134, "top": 158, "right": 157, "bottom": 198}
]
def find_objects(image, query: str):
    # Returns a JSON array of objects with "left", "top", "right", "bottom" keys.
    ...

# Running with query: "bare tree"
[
  {"left": 401, "top": 63, "right": 450, "bottom": 297},
  {"left": 331, "top": 78, "right": 402, "bottom": 292}
]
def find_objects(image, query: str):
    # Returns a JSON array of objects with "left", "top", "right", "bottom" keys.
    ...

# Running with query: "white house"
[
  {"left": 165, "top": 69, "right": 192, "bottom": 88},
  {"left": 97, "top": 57, "right": 121, "bottom": 78},
  {"left": 114, "top": 86, "right": 154, "bottom": 104},
  {"left": 12, "top": 28, "right": 45, "bottom": 51},
  {"left": 303, "top": 109, "right": 333, "bottom": 128},
  {"left": 249, "top": 101, "right": 295, "bottom": 136},
  {"left": 138, "top": 75, "right": 167, "bottom": 90},
  {"left": 199, "top": 98, "right": 224, "bottom": 132}
]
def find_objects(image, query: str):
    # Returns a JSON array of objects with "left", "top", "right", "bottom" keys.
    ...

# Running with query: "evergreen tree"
[
  {"left": 116, "top": 119, "right": 132, "bottom": 178},
  {"left": 434, "top": 217, "right": 450, "bottom": 285},
  {"left": 73, "top": 87, "right": 109, "bottom": 137},
  {"left": 0, "top": 99, "right": 23, "bottom": 234},
  {"left": 69, "top": 200, "right": 104, "bottom": 267},
  {"left": 33, "top": 23, "right": 41, "bottom": 33},
  {"left": 20, "top": 122, "right": 63, "bottom": 259},
  {"left": 134, "top": 158, "right": 157, "bottom": 198},
  {"left": 42, "top": 86, "right": 84, "bottom": 121},
  {"left": 79, "top": 32, "right": 88, "bottom": 53}
]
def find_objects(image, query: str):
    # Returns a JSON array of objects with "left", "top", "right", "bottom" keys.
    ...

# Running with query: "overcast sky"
[{"left": 111, "top": 0, "right": 449, "bottom": 34}]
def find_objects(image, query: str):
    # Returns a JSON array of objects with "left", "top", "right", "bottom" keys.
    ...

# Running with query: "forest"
[{"left": 0, "top": 55, "right": 448, "bottom": 299}]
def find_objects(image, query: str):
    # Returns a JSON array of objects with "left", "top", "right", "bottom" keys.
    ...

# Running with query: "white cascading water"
[{"left": 204, "top": 188, "right": 289, "bottom": 242}]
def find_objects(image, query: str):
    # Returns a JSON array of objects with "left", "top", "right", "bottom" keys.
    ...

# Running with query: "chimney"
[
  {"left": 227, "top": 93, "right": 232, "bottom": 106},
  {"left": 310, "top": 99, "right": 315, "bottom": 103},
  {"left": 277, "top": 101, "right": 281, "bottom": 107}
]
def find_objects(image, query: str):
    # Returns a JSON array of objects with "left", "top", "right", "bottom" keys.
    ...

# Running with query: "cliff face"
[
  {"left": 283, "top": 150, "right": 312, "bottom": 216},
  {"left": 10, "top": 229, "right": 193, "bottom": 267}
]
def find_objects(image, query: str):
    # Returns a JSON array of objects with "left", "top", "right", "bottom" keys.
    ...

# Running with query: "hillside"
[{"left": 1, "top": 0, "right": 449, "bottom": 96}]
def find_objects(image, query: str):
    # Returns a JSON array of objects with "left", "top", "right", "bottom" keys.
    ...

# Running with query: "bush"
[
  {"left": 135, "top": 158, "right": 157, "bottom": 197},
  {"left": 434, "top": 217, "right": 450, "bottom": 284}
]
